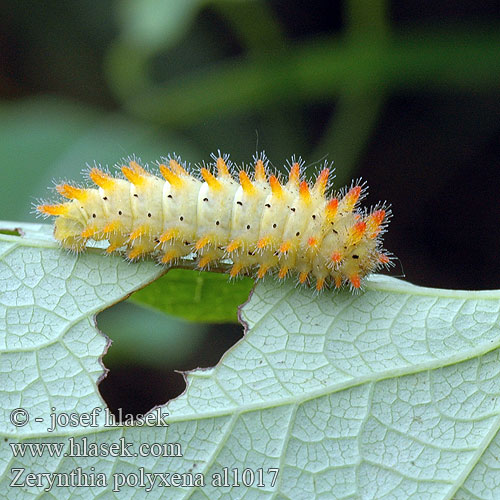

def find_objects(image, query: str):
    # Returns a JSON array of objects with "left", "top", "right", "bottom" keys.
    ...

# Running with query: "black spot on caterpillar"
[{"left": 37, "top": 153, "right": 393, "bottom": 291}]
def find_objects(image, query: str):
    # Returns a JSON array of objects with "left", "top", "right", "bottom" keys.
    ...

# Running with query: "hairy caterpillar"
[{"left": 36, "top": 153, "right": 393, "bottom": 291}]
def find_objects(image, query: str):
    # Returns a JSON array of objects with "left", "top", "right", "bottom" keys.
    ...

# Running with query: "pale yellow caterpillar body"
[{"left": 37, "top": 153, "right": 393, "bottom": 291}]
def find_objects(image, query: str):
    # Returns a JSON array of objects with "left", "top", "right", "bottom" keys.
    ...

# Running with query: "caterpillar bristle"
[{"left": 37, "top": 152, "right": 394, "bottom": 292}]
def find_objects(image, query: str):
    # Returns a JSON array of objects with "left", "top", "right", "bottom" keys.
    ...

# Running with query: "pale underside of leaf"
[{"left": 1, "top": 221, "right": 499, "bottom": 499}]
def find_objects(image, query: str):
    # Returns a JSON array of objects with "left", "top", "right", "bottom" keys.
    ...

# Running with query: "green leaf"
[
  {"left": 1, "top": 221, "right": 500, "bottom": 498},
  {"left": 129, "top": 269, "right": 254, "bottom": 323}
]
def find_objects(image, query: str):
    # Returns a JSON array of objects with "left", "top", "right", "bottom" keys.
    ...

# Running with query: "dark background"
[{"left": 1, "top": 0, "right": 499, "bottom": 417}]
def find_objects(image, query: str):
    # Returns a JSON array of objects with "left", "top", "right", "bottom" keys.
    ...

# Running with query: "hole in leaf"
[{"left": 97, "top": 275, "right": 246, "bottom": 421}]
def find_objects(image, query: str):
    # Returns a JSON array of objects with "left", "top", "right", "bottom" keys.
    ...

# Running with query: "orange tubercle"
[
  {"left": 325, "top": 198, "right": 338, "bottom": 221},
  {"left": 257, "top": 236, "right": 271, "bottom": 249},
  {"left": 89, "top": 168, "right": 115, "bottom": 190},
  {"left": 198, "top": 255, "right": 212, "bottom": 268},
  {"left": 81, "top": 225, "right": 98, "bottom": 238},
  {"left": 226, "top": 239, "right": 241, "bottom": 252},
  {"left": 102, "top": 220, "right": 119, "bottom": 235},
  {"left": 201, "top": 168, "right": 222, "bottom": 190},
  {"left": 379, "top": 253, "right": 390, "bottom": 264},
  {"left": 288, "top": 162, "right": 300, "bottom": 187},
  {"left": 159, "top": 165, "right": 183, "bottom": 188},
  {"left": 313, "top": 168, "right": 329, "bottom": 196},
  {"left": 127, "top": 247, "right": 144, "bottom": 260},
  {"left": 344, "top": 186, "right": 361, "bottom": 211},
  {"left": 316, "top": 277, "right": 325, "bottom": 291},
  {"left": 106, "top": 243, "right": 120, "bottom": 253},
  {"left": 37, "top": 204, "right": 68, "bottom": 216},
  {"left": 169, "top": 158, "right": 188, "bottom": 176},
  {"left": 278, "top": 266, "right": 288, "bottom": 279},
  {"left": 159, "top": 228, "right": 179, "bottom": 243},
  {"left": 230, "top": 263, "right": 243, "bottom": 278},
  {"left": 257, "top": 265, "right": 269, "bottom": 279},
  {"left": 349, "top": 274, "right": 361, "bottom": 289},
  {"left": 56, "top": 184, "right": 87, "bottom": 201},
  {"left": 128, "top": 225, "right": 147, "bottom": 241},
  {"left": 161, "top": 250, "right": 178, "bottom": 264},
  {"left": 255, "top": 159, "right": 266, "bottom": 182},
  {"left": 331, "top": 251, "right": 342, "bottom": 263},
  {"left": 129, "top": 160, "right": 147, "bottom": 175},
  {"left": 269, "top": 176, "right": 283, "bottom": 198},
  {"left": 239, "top": 171, "right": 255, "bottom": 195},
  {"left": 279, "top": 241, "right": 291, "bottom": 254},
  {"left": 348, "top": 221, "right": 367, "bottom": 245},
  {"left": 307, "top": 237, "right": 318, "bottom": 248},
  {"left": 372, "top": 209, "right": 386, "bottom": 225},
  {"left": 216, "top": 157, "right": 230, "bottom": 177},
  {"left": 195, "top": 236, "right": 211, "bottom": 250},
  {"left": 367, "top": 209, "right": 386, "bottom": 238},
  {"left": 299, "top": 181, "right": 311, "bottom": 204},
  {"left": 299, "top": 271, "right": 309, "bottom": 284},
  {"left": 334, "top": 275, "right": 342, "bottom": 288}
]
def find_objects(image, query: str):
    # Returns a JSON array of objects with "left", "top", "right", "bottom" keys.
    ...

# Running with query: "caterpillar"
[{"left": 36, "top": 152, "right": 393, "bottom": 291}]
